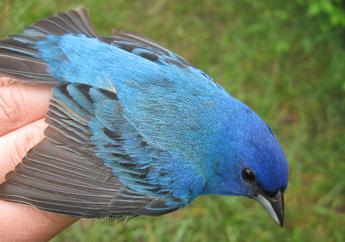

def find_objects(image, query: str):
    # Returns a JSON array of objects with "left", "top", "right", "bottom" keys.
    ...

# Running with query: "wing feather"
[{"left": 0, "top": 83, "right": 184, "bottom": 219}]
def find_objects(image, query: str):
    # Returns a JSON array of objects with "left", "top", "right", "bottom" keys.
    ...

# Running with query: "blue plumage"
[{"left": 0, "top": 8, "right": 288, "bottom": 225}]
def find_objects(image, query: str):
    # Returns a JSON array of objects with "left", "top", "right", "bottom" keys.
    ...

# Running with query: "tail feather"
[
  {"left": 0, "top": 38, "right": 58, "bottom": 84},
  {"left": 23, "top": 26, "right": 51, "bottom": 36},
  {"left": 0, "top": 38, "right": 40, "bottom": 58},
  {"left": 8, "top": 34, "right": 46, "bottom": 45},
  {"left": 0, "top": 8, "right": 98, "bottom": 85},
  {"left": 55, "top": 9, "right": 99, "bottom": 37}
]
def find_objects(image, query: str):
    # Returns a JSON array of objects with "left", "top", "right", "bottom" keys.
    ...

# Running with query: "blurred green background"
[{"left": 1, "top": 0, "right": 344, "bottom": 241}]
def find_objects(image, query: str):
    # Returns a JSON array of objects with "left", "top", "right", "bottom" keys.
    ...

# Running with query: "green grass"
[{"left": 1, "top": 0, "right": 344, "bottom": 241}]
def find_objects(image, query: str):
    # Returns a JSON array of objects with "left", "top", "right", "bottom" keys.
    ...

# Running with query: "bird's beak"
[{"left": 254, "top": 190, "right": 284, "bottom": 227}]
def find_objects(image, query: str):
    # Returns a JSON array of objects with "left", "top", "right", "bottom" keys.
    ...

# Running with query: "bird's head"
[{"left": 202, "top": 102, "right": 289, "bottom": 226}]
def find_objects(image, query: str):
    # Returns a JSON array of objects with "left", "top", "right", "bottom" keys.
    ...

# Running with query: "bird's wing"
[
  {"left": 0, "top": 83, "right": 196, "bottom": 219},
  {"left": 0, "top": 8, "right": 216, "bottom": 86},
  {"left": 97, "top": 30, "right": 193, "bottom": 70},
  {"left": 0, "top": 8, "right": 98, "bottom": 85}
]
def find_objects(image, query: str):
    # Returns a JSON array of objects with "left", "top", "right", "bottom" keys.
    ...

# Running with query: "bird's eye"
[{"left": 241, "top": 167, "right": 256, "bottom": 183}]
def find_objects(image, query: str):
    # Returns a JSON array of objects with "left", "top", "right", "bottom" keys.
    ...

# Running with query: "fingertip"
[{"left": 0, "top": 119, "right": 47, "bottom": 184}]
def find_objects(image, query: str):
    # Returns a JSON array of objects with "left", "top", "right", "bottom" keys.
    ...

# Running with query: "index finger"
[{"left": 0, "top": 77, "right": 53, "bottom": 136}]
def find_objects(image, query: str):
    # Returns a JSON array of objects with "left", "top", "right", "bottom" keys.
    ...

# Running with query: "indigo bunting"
[{"left": 0, "top": 8, "right": 288, "bottom": 226}]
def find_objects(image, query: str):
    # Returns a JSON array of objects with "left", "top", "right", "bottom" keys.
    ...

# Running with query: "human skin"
[{"left": 0, "top": 77, "right": 78, "bottom": 241}]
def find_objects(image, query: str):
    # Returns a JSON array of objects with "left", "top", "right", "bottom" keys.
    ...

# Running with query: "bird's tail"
[{"left": 0, "top": 8, "right": 99, "bottom": 85}]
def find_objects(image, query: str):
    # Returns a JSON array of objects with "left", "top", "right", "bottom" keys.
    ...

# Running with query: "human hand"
[{"left": 0, "top": 77, "right": 79, "bottom": 241}]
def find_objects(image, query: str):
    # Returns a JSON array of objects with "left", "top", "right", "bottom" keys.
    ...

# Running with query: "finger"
[
  {"left": 0, "top": 77, "right": 53, "bottom": 136},
  {"left": 0, "top": 77, "right": 10, "bottom": 87},
  {"left": 0, "top": 118, "right": 79, "bottom": 241},
  {"left": 0, "top": 200, "right": 79, "bottom": 242},
  {"left": 0, "top": 119, "right": 47, "bottom": 184}
]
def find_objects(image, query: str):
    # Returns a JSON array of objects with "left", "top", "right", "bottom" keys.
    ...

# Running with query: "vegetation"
[{"left": 1, "top": 0, "right": 344, "bottom": 241}]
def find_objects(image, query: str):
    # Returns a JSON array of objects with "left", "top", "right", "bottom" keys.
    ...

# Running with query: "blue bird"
[{"left": 0, "top": 8, "right": 288, "bottom": 226}]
